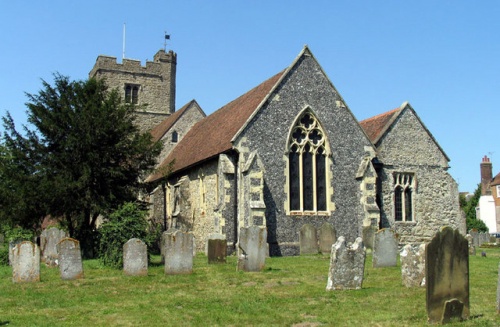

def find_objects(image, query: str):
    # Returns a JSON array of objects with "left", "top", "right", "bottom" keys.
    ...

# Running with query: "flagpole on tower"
[
  {"left": 122, "top": 23, "right": 126, "bottom": 60},
  {"left": 164, "top": 31, "right": 170, "bottom": 52}
]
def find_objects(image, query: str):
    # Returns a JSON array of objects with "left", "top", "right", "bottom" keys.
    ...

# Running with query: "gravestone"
[
  {"left": 237, "top": 226, "right": 267, "bottom": 272},
  {"left": 326, "top": 237, "right": 365, "bottom": 290},
  {"left": 299, "top": 224, "right": 318, "bottom": 255},
  {"left": 469, "top": 229, "right": 479, "bottom": 248},
  {"left": 123, "top": 238, "right": 148, "bottom": 276},
  {"left": 207, "top": 235, "right": 227, "bottom": 264},
  {"left": 400, "top": 244, "right": 426, "bottom": 287},
  {"left": 8, "top": 240, "right": 22, "bottom": 266},
  {"left": 318, "top": 223, "right": 336, "bottom": 254},
  {"left": 362, "top": 226, "right": 377, "bottom": 250},
  {"left": 40, "top": 227, "right": 68, "bottom": 266},
  {"left": 57, "top": 238, "right": 84, "bottom": 280},
  {"left": 373, "top": 229, "right": 398, "bottom": 268},
  {"left": 426, "top": 227, "right": 469, "bottom": 324},
  {"left": 12, "top": 241, "right": 40, "bottom": 283},
  {"left": 465, "top": 234, "right": 475, "bottom": 256},
  {"left": 164, "top": 230, "right": 193, "bottom": 275}
]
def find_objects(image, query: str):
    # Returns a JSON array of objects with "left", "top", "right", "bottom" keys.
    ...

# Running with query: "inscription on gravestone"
[
  {"left": 299, "top": 224, "right": 318, "bottom": 255},
  {"left": 426, "top": 227, "right": 469, "bottom": 324},
  {"left": 164, "top": 230, "right": 193, "bottom": 275},
  {"left": 123, "top": 238, "right": 148, "bottom": 276},
  {"left": 57, "top": 238, "right": 84, "bottom": 280},
  {"left": 326, "top": 237, "right": 365, "bottom": 290},
  {"left": 12, "top": 241, "right": 40, "bottom": 283}
]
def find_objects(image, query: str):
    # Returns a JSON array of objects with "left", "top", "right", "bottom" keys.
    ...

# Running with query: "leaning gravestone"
[
  {"left": 57, "top": 238, "right": 84, "bottom": 280},
  {"left": 12, "top": 241, "right": 40, "bottom": 283},
  {"left": 40, "top": 227, "right": 68, "bottom": 266},
  {"left": 299, "top": 224, "right": 318, "bottom": 255},
  {"left": 123, "top": 238, "right": 148, "bottom": 276},
  {"left": 237, "top": 226, "right": 267, "bottom": 272},
  {"left": 400, "top": 244, "right": 426, "bottom": 287},
  {"left": 164, "top": 230, "right": 193, "bottom": 275},
  {"left": 326, "top": 237, "right": 365, "bottom": 290},
  {"left": 426, "top": 227, "right": 469, "bottom": 324},
  {"left": 207, "top": 235, "right": 227, "bottom": 264},
  {"left": 373, "top": 229, "right": 398, "bottom": 268},
  {"left": 319, "top": 223, "right": 336, "bottom": 254}
]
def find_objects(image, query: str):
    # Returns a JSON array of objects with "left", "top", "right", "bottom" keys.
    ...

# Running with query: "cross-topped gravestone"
[{"left": 426, "top": 227, "right": 469, "bottom": 324}]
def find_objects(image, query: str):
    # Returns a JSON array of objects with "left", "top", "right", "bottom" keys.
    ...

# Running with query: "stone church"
[{"left": 90, "top": 46, "right": 464, "bottom": 255}]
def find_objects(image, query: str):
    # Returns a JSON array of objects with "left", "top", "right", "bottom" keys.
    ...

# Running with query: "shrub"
[
  {"left": 98, "top": 202, "right": 151, "bottom": 269},
  {"left": 1, "top": 225, "right": 34, "bottom": 243},
  {"left": 0, "top": 246, "right": 9, "bottom": 266}
]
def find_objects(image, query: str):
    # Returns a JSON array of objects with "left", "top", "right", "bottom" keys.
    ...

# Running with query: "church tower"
[{"left": 89, "top": 49, "right": 177, "bottom": 132}]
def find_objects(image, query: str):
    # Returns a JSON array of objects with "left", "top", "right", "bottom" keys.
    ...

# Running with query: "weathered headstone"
[
  {"left": 469, "top": 229, "right": 479, "bottom": 248},
  {"left": 400, "top": 244, "right": 426, "bottom": 287},
  {"left": 465, "top": 234, "right": 475, "bottom": 256},
  {"left": 207, "top": 235, "right": 227, "bottom": 264},
  {"left": 299, "top": 224, "right": 318, "bottom": 255},
  {"left": 237, "top": 226, "right": 267, "bottom": 272},
  {"left": 318, "top": 223, "right": 336, "bottom": 254},
  {"left": 57, "top": 238, "right": 84, "bottom": 280},
  {"left": 326, "top": 237, "right": 365, "bottom": 290},
  {"left": 426, "top": 227, "right": 469, "bottom": 324},
  {"left": 8, "top": 240, "right": 22, "bottom": 266},
  {"left": 40, "top": 227, "right": 68, "bottom": 266},
  {"left": 12, "top": 241, "right": 40, "bottom": 283},
  {"left": 164, "top": 230, "right": 193, "bottom": 275},
  {"left": 123, "top": 238, "right": 148, "bottom": 276},
  {"left": 362, "top": 225, "right": 377, "bottom": 250},
  {"left": 373, "top": 228, "right": 398, "bottom": 268}
]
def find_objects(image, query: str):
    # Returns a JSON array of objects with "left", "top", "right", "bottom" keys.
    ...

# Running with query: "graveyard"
[{"left": 1, "top": 245, "right": 499, "bottom": 326}]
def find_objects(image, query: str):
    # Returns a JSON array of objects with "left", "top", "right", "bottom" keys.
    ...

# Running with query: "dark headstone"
[
  {"left": 208, "top": 238, "right": 227, "bottom": 264},
  {"left": 299, "top": 224, "right": 318, "bottom": 255},
  {"left": 426, "top": 227, "right": 469, "bottom": 324},
  {"left": 123, "top": 238, "right": 148, "bottom": 276},
  {"left": 57, "top": 238, "right": 84, "bottom": 280}
]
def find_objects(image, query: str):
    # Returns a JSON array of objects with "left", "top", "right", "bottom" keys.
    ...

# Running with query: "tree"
[
  {"left": 1, "top": 74, "right": 161, "bottom": 256},
  {"left": 460, "top": 183, "right": 488, "bottom": 232}
]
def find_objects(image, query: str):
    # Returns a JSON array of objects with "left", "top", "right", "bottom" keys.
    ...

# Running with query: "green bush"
[
  {"left": 0, "top": 246, "right": 9, "bottom": 266},
  {"left": 98, "top": 202, "right": 152, "bottom": 269},
  {"left": 1, "top": 225, "right": 34, "bottom": 243}
]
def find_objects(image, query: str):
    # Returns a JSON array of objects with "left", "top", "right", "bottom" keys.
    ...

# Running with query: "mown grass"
[{"left": 0, "top": 247, "right": 499, "bottom": 326}]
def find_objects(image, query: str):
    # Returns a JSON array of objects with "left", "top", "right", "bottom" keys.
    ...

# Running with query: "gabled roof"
[
  {"left": 492, "top": 172, "right": 500, "bottom": 186},
  {"left": 359, "top": 107, "right": 401, "bottom": 144},
  {"left": 147, "top": 70, "right": 285, "bottom": 182},
  {"left": 360, "top": 101, "right": 450, "bottom": 162},
  {"left": 150, "top": 99, "right": 204, "bottom": 142}
]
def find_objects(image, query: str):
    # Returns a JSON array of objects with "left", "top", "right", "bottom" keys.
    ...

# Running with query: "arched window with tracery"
[
  {"left": 125, "top": 84, "right": 139, "bottom": 104},
  {"left": 394, "top": 173, "right": 415, "bottom": 222},
  {"left": 288, "top": 110, "right": 329, "bottom": 213}
]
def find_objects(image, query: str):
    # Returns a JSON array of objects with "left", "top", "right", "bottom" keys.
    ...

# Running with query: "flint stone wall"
[{"left": 326, "top": 236, "right": 365, "bottom": 290}]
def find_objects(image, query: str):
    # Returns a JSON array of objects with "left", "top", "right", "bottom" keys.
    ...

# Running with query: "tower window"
[
  {"left": 288, "top": 111, "right": 329, "bottom": 213},
  {"left": 125, "top": 84, "right": 140, "bottom": 104},
  {"left": 172, "top": 131, "right": 178, "bottom": 143}
]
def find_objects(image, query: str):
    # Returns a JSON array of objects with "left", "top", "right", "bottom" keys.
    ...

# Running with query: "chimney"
[{"left": 480, "top": 155, "right": 492, "bottom": 195}]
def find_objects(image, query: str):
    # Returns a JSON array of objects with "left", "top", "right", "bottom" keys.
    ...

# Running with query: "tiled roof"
[
  {"left": 492, "top": 172, "right": 500, "bottom": 186},
  {"left": 359, "top": 107, "right": 401, "bottom": 144},
  {"left": 149, "top": 100, "right": 198, "bottom": 142},
  {"left": 147, "top": 70, "right": 285, "bottom": 182}
]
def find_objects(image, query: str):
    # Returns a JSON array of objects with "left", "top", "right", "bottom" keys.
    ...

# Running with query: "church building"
[{"left": 91, "top": 46, "right": 464, "bottom": 255}]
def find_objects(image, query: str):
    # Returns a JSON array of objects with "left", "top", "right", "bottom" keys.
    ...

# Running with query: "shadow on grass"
[{"left": 0, "top": 321, "right": 10, "bottom": 326}]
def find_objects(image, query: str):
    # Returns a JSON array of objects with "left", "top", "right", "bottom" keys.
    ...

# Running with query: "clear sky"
[{"left": 1, "top": 1, "right": 498, "bottom": 193}]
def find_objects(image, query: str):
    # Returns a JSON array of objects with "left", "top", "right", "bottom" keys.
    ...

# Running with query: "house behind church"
[{"left": 91, "top": 46, "right": 465, "bottom": 255}]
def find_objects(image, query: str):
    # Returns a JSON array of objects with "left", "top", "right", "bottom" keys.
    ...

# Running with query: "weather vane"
[{"left": 164, "top": 31, "right": 170, "bottom": 51}]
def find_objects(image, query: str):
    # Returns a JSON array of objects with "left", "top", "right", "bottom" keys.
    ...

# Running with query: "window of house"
[
  {"left": 125, "top": 84, "right": 139, "bottom": 104},
  {"left": 496, "top": 185, "right": 500, "bottom": 198},
  {"left": 171, "top": 131, "right": 178, "bottom": 143},
  {"left": 394, "top": 173, "right": 415, "bottom": 222},
  {"left": 288, "top": 110, "right": 329, "bottom": 213}
]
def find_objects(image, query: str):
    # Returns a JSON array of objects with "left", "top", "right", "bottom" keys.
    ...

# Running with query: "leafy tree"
[
  {"left": 460, "top": 184, "right": 488, "bottom": 232},
  {"left": 1, "top": 74, "right": 161, "bottom": 256}
]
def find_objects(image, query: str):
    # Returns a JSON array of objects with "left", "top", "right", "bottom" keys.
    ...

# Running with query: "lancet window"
[{"left": 394, "top": 173, "right": 415, "bottom": 222}]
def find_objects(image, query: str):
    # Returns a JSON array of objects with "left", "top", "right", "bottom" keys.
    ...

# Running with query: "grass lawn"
[{"left": 1, "top": 247, "right": 499, "bottom": 326}]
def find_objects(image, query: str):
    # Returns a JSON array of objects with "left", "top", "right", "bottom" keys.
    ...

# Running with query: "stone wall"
[{"left": 377, "top": 108, "right": 464, "bottom": 243}]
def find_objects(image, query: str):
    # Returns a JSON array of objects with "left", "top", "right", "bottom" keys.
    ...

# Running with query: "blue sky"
[{"left": 1, "top": 1, "right": 498, "bottom": 193}]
